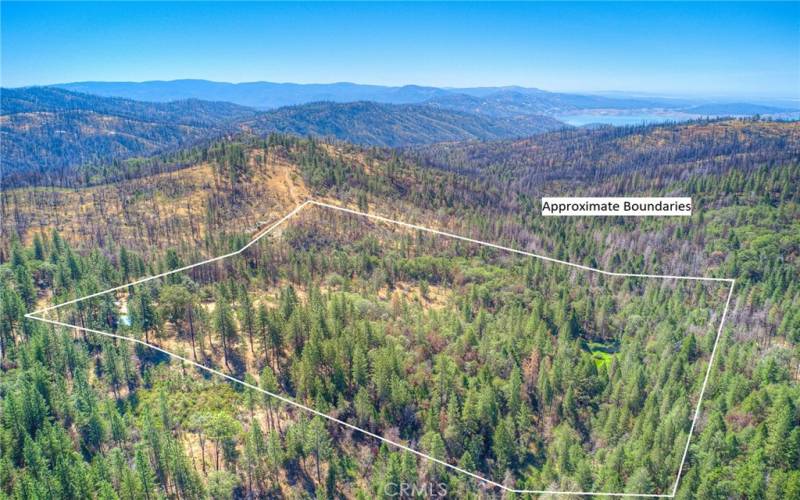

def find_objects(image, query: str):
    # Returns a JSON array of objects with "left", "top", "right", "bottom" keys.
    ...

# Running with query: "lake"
[{"left": 557, "top": 113, "right": 692, "bottom": 127}]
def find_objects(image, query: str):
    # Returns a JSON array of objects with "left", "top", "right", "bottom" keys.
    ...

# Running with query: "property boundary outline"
[{"left": 25, "top": 199, "right": 737, "bottom": 498}]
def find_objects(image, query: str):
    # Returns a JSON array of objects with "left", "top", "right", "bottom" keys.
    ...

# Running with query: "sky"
[{"left": 2, "top": 2, "right": 798, "bottom": 98}]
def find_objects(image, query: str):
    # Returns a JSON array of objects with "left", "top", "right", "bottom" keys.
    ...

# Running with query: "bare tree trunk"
[{"left": 222, "top": 335, "right": 230, "bottom": 371}]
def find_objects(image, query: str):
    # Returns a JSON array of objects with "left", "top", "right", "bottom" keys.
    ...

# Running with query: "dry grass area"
[
  {"left": 377, "top": 281, "right": 450, "bottom": 310},
  {"left": 1, "top": 150, "right": 309, "bottom": 258},
  {"left": 622, "top": 120, "right": 800, "bottom": 149}
]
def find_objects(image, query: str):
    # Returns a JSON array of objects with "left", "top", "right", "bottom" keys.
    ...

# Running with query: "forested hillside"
[
  {"left": 414, "top": 119, "right": 800, "bottom": 191},
  {"left": 1, "top": 88, "right": 565, "bottom": 187},
  {"left": 0, "top": 88, "right": 256, "bottom": 186},
  {"left": 422, "top": 89, "right": 675, "bottom": 118},
  {"left": 245, "top": 101, "right": 565, "bottom": 148},
  {"left": 1, "top": 119, "right": 799, "bottom": 498},
  {"left": 1, "top": 87, "right": 256, "bottom": 125}
]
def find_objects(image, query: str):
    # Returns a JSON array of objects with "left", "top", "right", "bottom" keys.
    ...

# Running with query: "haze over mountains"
[
  {"left": 55, "top": 79, "right": 685, "bottom": 112},
  {"left": 0, "top": 86, "right": 566, "bottom": 184},
  {"left": 57, "top": 80, "right": 451, "bottom": 109},
  {"left": 54, "top": 79, "right": 799, "bottom": 116},
  {"left": 2, "top": 80, "right": 797, "bottom": 186}
]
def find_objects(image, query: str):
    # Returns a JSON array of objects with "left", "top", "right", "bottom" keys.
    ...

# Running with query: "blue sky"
[{"left": 2, "top": 2, "right": 798, "bottom": 97}]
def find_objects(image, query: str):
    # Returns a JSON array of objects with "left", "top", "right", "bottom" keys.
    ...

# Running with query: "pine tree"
[
  {"left": 306, "top": 416, "right": 333, "bottom": 486},
  {"left": 492, "top": 417, "right": 515, "bottom": 474},
  {"left": 213, "top": 291, "right": 238, "bottom": 370},
  {"left": 238, "top": 287, "right": 256, "bottom": 355},
  {"left": 135, "top": 446, "right": 157, "bottom": 500},
  {"left": 133, "top": 289, "right": 158, "bottom": 344}
]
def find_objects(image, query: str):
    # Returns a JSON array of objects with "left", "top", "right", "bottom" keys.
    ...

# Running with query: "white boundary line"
[
  {"left": 670, "top": 280, "right": 735, "bottom": 496},
  {"left": 25, "top": 199, "right": 736, "bottom": 497},
  {"left": 311, "top": 201, "right": 735, "bottom": 284}
]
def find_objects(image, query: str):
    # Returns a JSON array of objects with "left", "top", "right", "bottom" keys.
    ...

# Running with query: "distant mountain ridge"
[
  {"left": 682, "top": 103, "right": 792, "bottom": 116},
  {"left": 423, "top": 90, "right": 661, "bottom": 117},
  {"left": 54, "top": 79, "right": 683, "bottom": 113},
  {"left": 2, "top": 86, "right": 258, "bottom": 127},
  {"left": 55, "top": 80, "right": 452, "bottom": 109},
  {"left": 53, "top": 80, "right": 799, "bottom": 121},
  {"left": 1, "top": 87, "right": 260, "bottom": 185},
  {"left": 5, "top": 83, "right": 795, "bottom": 187},
  {"left": 1, "top": 87, "right": 566, "bottom": 185}
]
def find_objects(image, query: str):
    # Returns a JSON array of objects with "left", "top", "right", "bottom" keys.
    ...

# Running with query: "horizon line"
[{"left": 3, "top": 79, "right": 798, "bottom": 101}]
